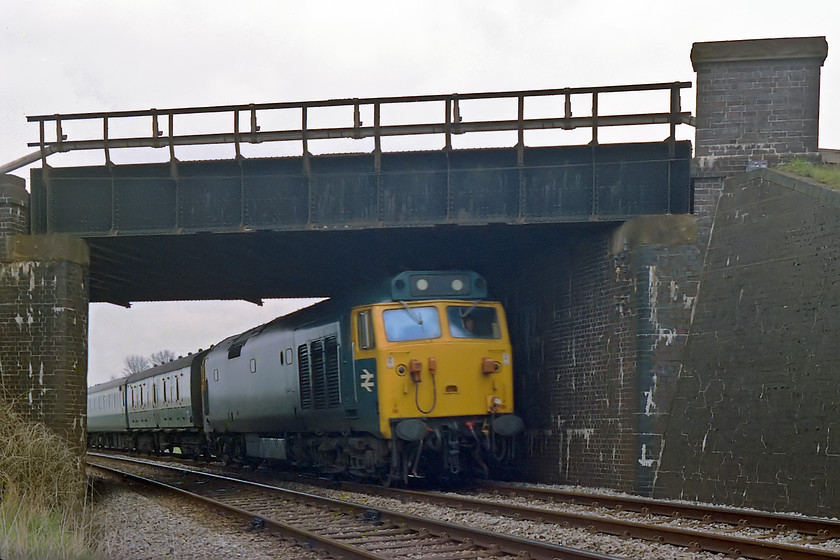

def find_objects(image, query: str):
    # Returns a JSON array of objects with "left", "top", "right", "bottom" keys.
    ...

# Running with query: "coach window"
[
  {"left": 250, "top": 358, "right": 257, "bottom": 374},
  {"left": 357, "top": 310, "right": 375, "bottom": 350},
  {"left": 162, "top": 379, "right": 168, "bottom": 403},
  {"left": 139, "top": 385, "right": 144, "bottom": 407},
  {"left": 175, "top": 376, "right": 181, "bottom": 401}
]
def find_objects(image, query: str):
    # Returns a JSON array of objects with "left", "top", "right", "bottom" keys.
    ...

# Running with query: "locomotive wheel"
[{"left": 379, "top": 470, "right": 394, "bottom": 488}]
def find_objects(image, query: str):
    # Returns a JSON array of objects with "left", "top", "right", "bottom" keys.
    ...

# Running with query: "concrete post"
[{"left": 0, "top": 175, "right": 90, "bottom": 459}]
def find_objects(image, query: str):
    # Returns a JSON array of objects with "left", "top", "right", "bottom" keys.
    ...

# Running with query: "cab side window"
[{"left": 356, "top": 310, "right": 375, "bottom": 350}]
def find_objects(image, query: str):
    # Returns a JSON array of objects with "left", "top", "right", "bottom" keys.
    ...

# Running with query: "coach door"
[{"left": 201, "top": 357, "right": 210, "bottom": 417}]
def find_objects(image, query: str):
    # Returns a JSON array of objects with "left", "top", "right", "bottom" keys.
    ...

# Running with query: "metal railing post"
[{"left": 11, "top": 82, "right": 693, "bottom": 174}]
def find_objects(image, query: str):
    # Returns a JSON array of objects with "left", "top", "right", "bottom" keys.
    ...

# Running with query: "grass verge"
[
  {"left": 0, "top": 400, "right": 99, "bottom": 560},
  {"left": 777, "top": 158, "right": 840, "bottom": 190}
]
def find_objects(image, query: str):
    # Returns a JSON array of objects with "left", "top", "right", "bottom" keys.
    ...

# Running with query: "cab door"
[{"left": 351, "top": 307, "right": 382, "bottom": 436}]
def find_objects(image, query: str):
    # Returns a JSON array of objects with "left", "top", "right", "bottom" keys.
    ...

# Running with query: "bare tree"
[
  {"left": 118, "top": 349, "right": 178, "bottom": 378},
  {"left": 149, "top": 349, "right": 176, "bottom": 366},
  {"left": 121, "top": 354, "right": 151, "bottom": 376}
]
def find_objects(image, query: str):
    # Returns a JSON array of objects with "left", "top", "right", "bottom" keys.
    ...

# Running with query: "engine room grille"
[
  {"left": 297, "top": 345, "right": 312, "bottom": 410},
  {"left": 297, "top": 334, "right": 340, "bottom": 410}
]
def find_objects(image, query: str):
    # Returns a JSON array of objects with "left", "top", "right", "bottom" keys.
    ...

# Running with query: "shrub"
[{"left": 0, "top": 399, "right": 97, "bottom": 560}]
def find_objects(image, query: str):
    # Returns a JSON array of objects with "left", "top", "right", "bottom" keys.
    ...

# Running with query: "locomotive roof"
[
  {"left": 218, "top": 296, "right": 346, "bottom": 348},
  {"left": 218, "top": 271, "right": 490, "bottom": 348},
  {"left": 88, "top": 271, "right": 489, "bottom": 390}
]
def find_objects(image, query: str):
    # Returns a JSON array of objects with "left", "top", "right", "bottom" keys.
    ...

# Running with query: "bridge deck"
[
  {"left": 21, "top": 83, "right": 693, "bottom": 304},
  {"left": 31, "top": 142, "right": 690, "bottom": 236}
]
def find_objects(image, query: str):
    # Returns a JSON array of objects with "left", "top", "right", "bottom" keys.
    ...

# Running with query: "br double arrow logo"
[{"left": 360, "top": 369, "right": 375, "bottom": 392}]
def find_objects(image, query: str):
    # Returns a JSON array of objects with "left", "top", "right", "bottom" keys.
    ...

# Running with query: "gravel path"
[{"left": 89, "top": 474, "right": 323, "bottom": 560}]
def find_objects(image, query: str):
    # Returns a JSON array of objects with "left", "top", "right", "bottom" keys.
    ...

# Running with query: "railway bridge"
[
  {"left": 12, "top": 82, "right": 691, "bottom": 304},
  {"left": 1, "top": 36, "right": 834, "bottom": 515}
]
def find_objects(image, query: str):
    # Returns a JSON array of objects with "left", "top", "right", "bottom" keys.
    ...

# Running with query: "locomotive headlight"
[
  {"left": 396, "top": 364, "right": 407, "bottom": 376},
  {"left": 482, "top": 357, "right": 501, "bottom": 374},
  {"left": 451, "top": 278, "right": 464, "bottom": 291},
  {"left": 415, "top": 278, "right": 429, "bottom": 291}
]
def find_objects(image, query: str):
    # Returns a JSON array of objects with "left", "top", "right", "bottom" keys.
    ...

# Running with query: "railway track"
[
  {"left": 479, "top": 481, "right": 840, "bottom": 540},
  {"left": 88, "top": 451, "right": 840, "bottom": 560},
  {"left": 323, "top": 480, "right": 840, "bottom": 560},
  {"left": 87, "top": 453, "right": 621, "bottom": 560}
]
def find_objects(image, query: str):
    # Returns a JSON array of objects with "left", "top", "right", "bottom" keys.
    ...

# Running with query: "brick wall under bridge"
[{"left": 500, "top": 216, "right": 700, "bottom": 493}]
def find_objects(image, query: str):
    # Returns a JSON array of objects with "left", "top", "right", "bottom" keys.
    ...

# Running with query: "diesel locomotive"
[{"left": 87, "top": 270, "right": 524, "bottom": 484}]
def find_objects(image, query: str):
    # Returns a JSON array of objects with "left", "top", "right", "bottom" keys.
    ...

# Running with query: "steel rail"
[
  {"left": 310, "top": 479, "right": 840, "bottom": 560},
  {"left": 87, "top": 453, "right": 623, "bottom": 560},
  {"left": 479, "top": 482, "right": 840, "bottom": 539},
  {"left": 377, "top": 487, "right": 840, "bottom": 560},
  {"left": 87, "top": 462, "right": 384, "bottom": 560}
]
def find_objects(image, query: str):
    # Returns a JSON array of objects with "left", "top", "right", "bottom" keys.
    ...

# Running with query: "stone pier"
[{"left": 0, "top": 174, "right": 89, "bottom": 458}]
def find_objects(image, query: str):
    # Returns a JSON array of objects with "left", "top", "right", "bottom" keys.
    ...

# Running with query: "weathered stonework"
[
  {"left": 504, "top": 216, "right": 699, "bottom": 494},
  {"left": 692, "top": 37, "right": 827, "bottom": 174},
  {"left": 639, "top": 36, "right": 838, "bottom": 514},
  {"left": 504, "top": 226, "right": 639, "bottom": 489},
  {"left": 612, "top": 216, "right": 701, "bottom": 495},
  {"left": 0, "top": 175, "right": 29, "bottom": 259},
  {"left": 655, "top": 169, "right": 840, "bottom": 516},
  {"left": 510, "top": 37, "right": 830, "bottom": 499},
  {"left": 0, "top": 176, "right": 90, "bottom": 457},
  {"left": 690, "top": 36, "right": 828, "bottom": 246}
]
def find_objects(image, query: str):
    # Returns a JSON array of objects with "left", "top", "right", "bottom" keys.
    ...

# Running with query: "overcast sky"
[{"left": 2, "top": 1, "right": 838, "bottom": 386}]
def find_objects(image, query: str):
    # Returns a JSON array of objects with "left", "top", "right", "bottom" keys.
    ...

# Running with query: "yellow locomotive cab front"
[{"left": 353, "top": 300, "right": 515, "bottom": 439}]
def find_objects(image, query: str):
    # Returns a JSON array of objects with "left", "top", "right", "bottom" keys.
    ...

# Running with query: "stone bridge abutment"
[{"left": 0, "top": 175, "right": 89, "bottom": 459}]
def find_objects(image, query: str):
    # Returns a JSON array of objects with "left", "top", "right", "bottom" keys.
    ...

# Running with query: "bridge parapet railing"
[{"left": 3, "top": 82, "right": 692, "bottom": 175}]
